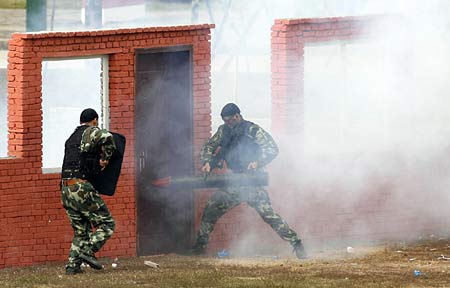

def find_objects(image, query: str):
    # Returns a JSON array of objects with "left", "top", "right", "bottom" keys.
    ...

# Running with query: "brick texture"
[{"left": 1, "top": 24, "right": 214, "bottom": 268}]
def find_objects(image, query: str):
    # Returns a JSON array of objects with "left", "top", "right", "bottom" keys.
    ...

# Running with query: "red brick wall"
[
  {"left": 269, "top": 16, "right": 450, "bottom": 244},
  {"left": 0, "top": 24, "right": 213, "bottom": 268}
]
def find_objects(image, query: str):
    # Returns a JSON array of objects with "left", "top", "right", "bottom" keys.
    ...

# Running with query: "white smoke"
[{"left": 267, "top": 0, "right": 450, "bottom": 254}]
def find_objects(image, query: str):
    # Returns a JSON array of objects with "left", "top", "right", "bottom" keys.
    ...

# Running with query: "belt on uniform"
[{"left": 61, "top": 178, "right": 87, "bottom": 186}]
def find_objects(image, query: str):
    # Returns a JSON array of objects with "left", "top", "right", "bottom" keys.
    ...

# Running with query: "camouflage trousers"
[
  {"left": 195, "top": 185, "right": 300, "bottom": 248},
  {"left": 61, "top": 181, "right": 115, "bottom": 268}
]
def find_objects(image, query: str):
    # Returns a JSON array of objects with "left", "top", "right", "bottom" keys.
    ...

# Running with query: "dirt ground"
[{"left": 1, "top": 239, "right": 450, "bottom": 288}]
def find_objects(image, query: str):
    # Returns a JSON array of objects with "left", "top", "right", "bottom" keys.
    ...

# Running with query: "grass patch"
[{"left": 1, "top": 240, "right": 450, "bottom": 287}]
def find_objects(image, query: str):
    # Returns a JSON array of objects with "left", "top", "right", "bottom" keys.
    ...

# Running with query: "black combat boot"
[
  {"left": 65, "top": 265, "right": 84, "bottom": 275},
  {"left": 292, "top": 240, "right": 308, "bottom": 259},
  {"left": 79, "top": 252, "right": 103, "bottom": 270}
]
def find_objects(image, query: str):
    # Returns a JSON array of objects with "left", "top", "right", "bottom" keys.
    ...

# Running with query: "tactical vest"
[
  {"left": 221, "top": 120, "right": 261, "bottom": 173},
  {"left": 61, "top": 125, "right": 101, "bottom": 180}
]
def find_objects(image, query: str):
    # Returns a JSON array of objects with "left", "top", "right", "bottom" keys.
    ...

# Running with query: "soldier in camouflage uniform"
[
  {"left": 191, "top": 103, "right": 307, "bottom": 259},
  {"left": 61, "top": 108, "right": 116, "bottom": 274}
]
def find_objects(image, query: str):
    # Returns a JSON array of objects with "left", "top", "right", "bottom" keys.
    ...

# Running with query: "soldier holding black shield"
[{"left": 61, "top": 108, "right": 116, "bottom": 275}]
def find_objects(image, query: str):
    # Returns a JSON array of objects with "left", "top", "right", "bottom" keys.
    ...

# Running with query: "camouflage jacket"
[
  {"left": 80, "top": 126, "right": 116, "bottom": 162},
  {"left": 201, "top": 120, "right": 279, "bottom": 169}
]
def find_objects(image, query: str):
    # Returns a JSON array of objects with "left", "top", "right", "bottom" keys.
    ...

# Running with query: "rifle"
[{"left": 151, "top": 171, "right": 269, "bottom": 189}]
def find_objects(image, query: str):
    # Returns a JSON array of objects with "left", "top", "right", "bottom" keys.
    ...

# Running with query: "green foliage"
[{"left": 0, "top": 0, "right": 26, "bottom": 9}]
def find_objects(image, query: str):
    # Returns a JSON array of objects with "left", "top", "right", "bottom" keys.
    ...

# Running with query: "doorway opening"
[{"left": 135, "top": 47, "right": 193, "bottom": 255}]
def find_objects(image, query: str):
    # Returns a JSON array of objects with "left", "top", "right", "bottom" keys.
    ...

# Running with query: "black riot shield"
[{"left": 91, "top": 132, "right": 126, "bottom": 196}]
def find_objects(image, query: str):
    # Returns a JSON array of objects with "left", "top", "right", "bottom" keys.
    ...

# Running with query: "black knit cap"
[
  {"left": 220, "top": 103, "right": 240, "bottom": 117},
  {"left": 80, "top": 108, "right": 99, "bottom": 123}
]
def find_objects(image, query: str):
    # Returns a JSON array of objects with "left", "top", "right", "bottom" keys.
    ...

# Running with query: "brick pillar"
[
  {"left": 270, "top": 17, "right": 377, "bottom": 168},
  {"left": 7, "top": 37, "right": 42, "bottom": 163},
  {"left": 271, "top": 20, "right": 304, "bottom": 137}
]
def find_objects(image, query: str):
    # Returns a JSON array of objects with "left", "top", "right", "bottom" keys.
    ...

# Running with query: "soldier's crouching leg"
[
  {"left": 90, "top": 206, "right": 115, "bottom": 253},
  {"left": 247, "top": 187, "right": 301, "bottom": 245},
  {"left": 65, "top": 210, "right": 91, "bottom": 269},
  {"left": 62, "top": 185, "right": 91, "bottom": 269},
  {"left": 80, "top": 182, "right": 115, "bottom": 254},
  {"left": 195, "top": 188, "right": 240, "bottom": 248}
]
